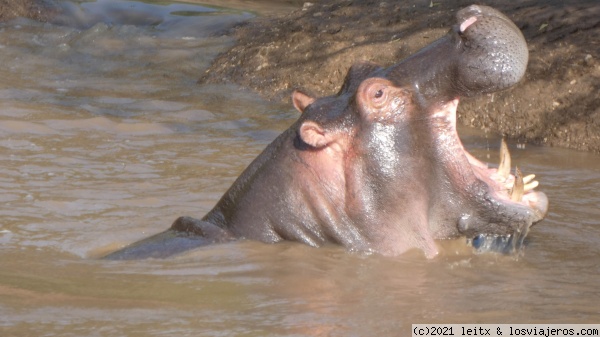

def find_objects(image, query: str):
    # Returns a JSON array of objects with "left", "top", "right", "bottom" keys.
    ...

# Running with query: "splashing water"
[{"left": 468, "top": 220, "right": 532, "bottom": 256}]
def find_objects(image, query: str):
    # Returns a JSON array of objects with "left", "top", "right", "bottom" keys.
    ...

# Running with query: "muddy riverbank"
[
  {"left": 0, "top": 0, "right": 57, "bottom": 21},
  {"left": 200, "top": 0, "right": 600, "bottom": 153}
]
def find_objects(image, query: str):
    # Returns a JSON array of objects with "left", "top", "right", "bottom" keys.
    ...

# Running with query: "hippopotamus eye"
[{"left": 358, "top": 78, "right": 396, "bottom": 112}]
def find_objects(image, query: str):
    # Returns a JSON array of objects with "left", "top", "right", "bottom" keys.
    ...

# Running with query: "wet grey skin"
[{"left": 104, "top": 5, "right": 547, "bottom": 260}]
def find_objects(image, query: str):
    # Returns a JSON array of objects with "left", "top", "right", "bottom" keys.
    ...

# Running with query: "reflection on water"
[{"left": 0, "top": 1, "right": 599, "bottom": 335}]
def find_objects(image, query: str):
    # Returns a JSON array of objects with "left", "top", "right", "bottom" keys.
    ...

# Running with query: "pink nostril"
[{"left": 460, "top": 16, "right": 478, "bottom": 32}]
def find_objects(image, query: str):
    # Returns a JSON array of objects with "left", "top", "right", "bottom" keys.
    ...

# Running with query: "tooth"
[
  {"left": 511, "top": 167, "right": 524, "bottom": 202},
  {"left": 498, "top": 138, "right": 511, "bottom": 180},
  {"left": 523, "top": 174, "right": 536, "bottom": 184},
  {"left": 524, "top": 180, "right": 539, "bottom": 192}
]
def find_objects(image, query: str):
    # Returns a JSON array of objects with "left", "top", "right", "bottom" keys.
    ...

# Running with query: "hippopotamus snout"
[
  {"left": 385, "top": 5, "right": 528, "bottom": 103},
  {"left": 454, "top": 5, "right": 529, "bottom": 96}
]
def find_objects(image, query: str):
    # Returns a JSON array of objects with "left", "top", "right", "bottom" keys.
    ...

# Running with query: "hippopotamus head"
[
  {"left": 289, "top": 4, "right": 546, "bottom": 256},
  {"left": 105, "top": 5, "right": 547, "bottom": 260}
]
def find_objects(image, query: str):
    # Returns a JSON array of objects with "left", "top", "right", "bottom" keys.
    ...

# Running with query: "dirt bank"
[
  {"left": 0, "top": 0, "right": 57, "bottom": 22},
  {"left": 201, "top": 0, "right": 600, "bottom": 153}
]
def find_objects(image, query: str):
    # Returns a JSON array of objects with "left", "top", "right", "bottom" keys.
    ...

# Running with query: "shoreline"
[{"left": 200, "top": 0, "right": 600, "bottom": 153}]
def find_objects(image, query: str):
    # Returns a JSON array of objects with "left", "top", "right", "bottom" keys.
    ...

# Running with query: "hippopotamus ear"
[
  {"left": 292, "top": 90, "right": 315, "bottom": 113},
  {"left": 298, "top": 120, "right": 331, "bottom": 148}
]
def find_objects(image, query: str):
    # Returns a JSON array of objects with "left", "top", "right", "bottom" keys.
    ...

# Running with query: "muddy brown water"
[{"left": 0, "top": 1, "right": 599, "bottom": 336}]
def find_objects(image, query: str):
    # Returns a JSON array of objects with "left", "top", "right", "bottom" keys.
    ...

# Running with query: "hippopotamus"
[{"left": 104, "top": 5, "right": 548, "bottom": 260}]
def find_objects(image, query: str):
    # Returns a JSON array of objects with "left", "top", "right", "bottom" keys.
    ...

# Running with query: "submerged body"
[{"left": 105, "top": 5, "right": 548, "bottom": 260}]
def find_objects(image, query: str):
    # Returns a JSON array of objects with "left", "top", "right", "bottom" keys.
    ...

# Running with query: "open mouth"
[
  {"left": 466, "top": 139, "right": 547, "bottom": 220},
  {"left": 438, "top": 99, "right": 549, "bottom": 254},
  {"left": 466, "top": 139, "right": 548, "bottom": 254}
]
